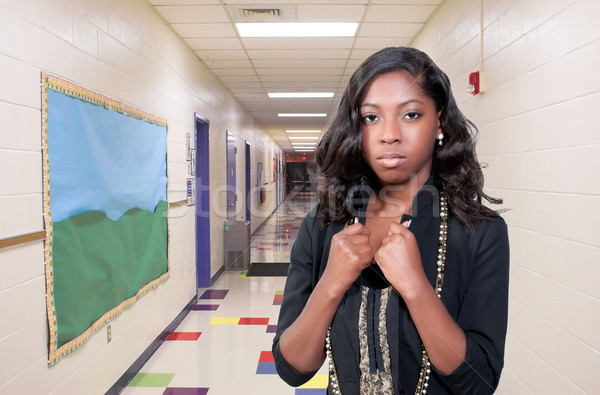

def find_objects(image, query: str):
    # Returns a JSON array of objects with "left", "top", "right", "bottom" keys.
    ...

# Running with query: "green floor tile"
[{"left": 128, "top": 373, "right": 175, "bottom": 387}]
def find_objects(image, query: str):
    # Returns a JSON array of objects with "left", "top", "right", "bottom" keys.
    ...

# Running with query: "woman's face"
[{"left": 360, "top": 70, "right": 441, "bottom": 187}]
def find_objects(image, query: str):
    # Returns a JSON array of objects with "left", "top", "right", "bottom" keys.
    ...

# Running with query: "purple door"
[{"left": 195, "top": 114, "right": 210, "bottom": 287}]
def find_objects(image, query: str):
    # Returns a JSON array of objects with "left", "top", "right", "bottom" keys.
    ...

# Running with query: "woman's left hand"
[{"left": 374, "top": 221, "right": 429, "bottom": 299}]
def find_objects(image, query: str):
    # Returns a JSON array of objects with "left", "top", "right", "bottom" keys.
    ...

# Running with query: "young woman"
[{"left": 272, "top": 47, "right": 509, "bottom": 395}]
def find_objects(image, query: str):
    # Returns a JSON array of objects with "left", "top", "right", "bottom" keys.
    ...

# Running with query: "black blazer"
[{"left": 273, "top": 182, "right": 510, "bottom": 395}]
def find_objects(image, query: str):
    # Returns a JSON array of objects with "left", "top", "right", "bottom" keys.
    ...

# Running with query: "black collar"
[{"left": 353, "top": 174, "right": 441, "bottom": 289}]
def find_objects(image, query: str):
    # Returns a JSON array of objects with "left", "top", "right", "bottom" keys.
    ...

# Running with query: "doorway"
[
  {"left": 226, "top": 131, "right": 236, "bottom": 220},
  {"left": 245, "top": 141, "right": 251, "bottom": 224},
  {"left": 195, "top": 114, "right": 211, "bottom": 288}
]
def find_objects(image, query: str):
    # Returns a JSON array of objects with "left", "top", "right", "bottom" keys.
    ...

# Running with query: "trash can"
[{"left": 223, "top": 220, "right": 250, "bottom": 270}]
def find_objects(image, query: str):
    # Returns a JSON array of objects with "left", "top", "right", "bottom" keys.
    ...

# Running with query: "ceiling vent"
[
  {"left": 242, "top": 8, "right": 280, "bottom": 19},
  {"left": 227, "top": 5, "right": 296, "bottom": 22}
]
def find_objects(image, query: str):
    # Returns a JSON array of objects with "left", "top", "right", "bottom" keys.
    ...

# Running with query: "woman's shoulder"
[{"left": 447, "top": 213, "right": 509, "bottom": 254}]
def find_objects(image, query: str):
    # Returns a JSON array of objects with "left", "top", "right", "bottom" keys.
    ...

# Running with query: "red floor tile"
[
  {"left": 166, "top": 332, "right": 202, "bottom": 341},
  {"left": 259, "top": 351, "right": 274, "bottom": 362},
  {"left": 238, "top": 317, "right": 269, "bottom": 325}
]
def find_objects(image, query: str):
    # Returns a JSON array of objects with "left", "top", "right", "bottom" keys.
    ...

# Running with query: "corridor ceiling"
[{"left": 148, "top": 0, "right": 443, "bottom": 152}]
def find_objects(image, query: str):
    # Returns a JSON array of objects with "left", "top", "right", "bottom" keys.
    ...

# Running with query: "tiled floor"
[
  {"left": 121, "top": 192, "right": 327, "bottom": 395},
  {"left": 249, "top": 193, "right": 316, "bottom": 263}
]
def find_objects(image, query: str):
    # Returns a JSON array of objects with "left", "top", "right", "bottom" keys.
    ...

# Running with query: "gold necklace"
[{"left": 325, "top": 192, "right": 448, "bottom": 395}]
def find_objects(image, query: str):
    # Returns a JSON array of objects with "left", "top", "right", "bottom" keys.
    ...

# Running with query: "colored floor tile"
[
  {"left": 238, "top": 317, "right": 269, "bottom": 325},
  {"left": 128, "top": 373, "right": 175, "bottom": 387},
  {"left": 299, "top": 374, "right": 328, "bottom": 389},
  {"left": 208, "top": 317, "right": 240, "bottom": 325},
  {"left": 266, "top": 324, "right": 277, "bottom": 333},
  {"left": 190, "top": 304, "right": 219, "bottom": 311},
  {"left": 166, "top": 332, "right": 201, "bottom": 341},
  {"left": 259, "top": 351, "right": 274, "bottom": 362},
  {"left": 296, "top": 390, "right": 326, "bottom": 395},
  {"left": 256, "top": 361, "right": 277, "bottom": 374},
  {"left": 199, "top": 289, "right": 228, "bottom": 299},
  {"left": 163, "top": 388, "right": 209, "bottom": 395}
]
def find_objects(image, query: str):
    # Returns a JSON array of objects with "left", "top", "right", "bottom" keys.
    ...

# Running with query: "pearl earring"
[{"left": 437, "top": 133, "right": 444, "bottom": 146}]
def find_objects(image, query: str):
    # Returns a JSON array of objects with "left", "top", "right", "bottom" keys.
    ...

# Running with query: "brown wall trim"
[
  {"left": 168, "top": 200, "right": 187, "bottom": 207},
  {"left": 0, "top": 231, "right": 46, "bottom": 250}
]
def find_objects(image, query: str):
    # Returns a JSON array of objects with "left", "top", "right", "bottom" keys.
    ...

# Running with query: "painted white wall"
[
  {"left": 412, "top": 0, "right": 599, "bottom": 393},
  {"left": 0, "top": 0, "right": 281, "bottom": 393}
]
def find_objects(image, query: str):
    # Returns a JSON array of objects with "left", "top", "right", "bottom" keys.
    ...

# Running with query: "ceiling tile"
[
  {"left": 194, "top": 50, "right": 249, "bottom": 60},
  {"left": 359, "top": 22, "right": 422, "bottom": 37},
  {"left": 229, "top": 88, "right": 267, "bottom": 94},
  {"left": 252, "top": 59, "right": 347, "bottom": 68},
  {"left": 171, "top": 23, "right": 237, "bottom": 38},
  {"left": 242, "top": 37, "right": 355, "bottom": 50},
  {"left": 349, "top": 48, "right": 381, "bottom": 59},
  {"left": 255, "top": 68, "right": 343, "bottom": 76},
  {"left": 184, "top": 38, "right": 243, "bottom": 50},
  {"left": 259, "top": 75, "right": 342, "bottom": 82},
  {"left": 218, "top": 75, "right": 261, "bottom": 83},
  {"left": 296, "top": 5, "right": 366, "bottom": 22},
  {"left": 203, "top": 59, "right": 253, "bottom": 68},
  {"left": 261, "top": 82, "right": 340, "bottom": 89},
  {"left": 225, "top": 0, "right": 368, "bottom": 3},
  {"left": 222, "top": 82, "right": 263, "bottom": 88},
  {"left": 154, "top": 5, "right": 229, "bottom": 23},
  {"left": 212, "top": 68, "right": 256, "bottom": 76},
  {"left": 346, "top": 58, "right": 364, "bottom": 69},
  {"left": 365, "top": 5, "right": 438, "bottom": 23},
  {"left": 232, "top": 93, "right": 267, "bottom": 99},
  {"left": 247, "top": 49, "right": 350, "bottom": 59},
  {"left": 353, "top": 37, "right": 411, "bottom": 49}
]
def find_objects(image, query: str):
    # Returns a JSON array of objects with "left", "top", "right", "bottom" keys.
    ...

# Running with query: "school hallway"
[
  {"left": 1, "top": 1, "right": 597, "bottom": 394},
  {"left": 120, "top": 192, "right": 328, "bottom": 395}
]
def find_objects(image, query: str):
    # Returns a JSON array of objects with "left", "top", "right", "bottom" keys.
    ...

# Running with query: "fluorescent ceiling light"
[
  {"left": 236, "top": 23, "right": 358, "bottom": 38},
  {"left": 293, "top": 147, "right": 316, "bottom": 150},
  {"left": 288, "top": 136, "right": 319, "bottom": 140},
  {"left": 269, "top": 92, "right": 334, "bottom": 98},
  {"left": 279, "top": 113, "right": 327, "bottom": 118},
  {"left": 286, "top": 130, "right": 321, "bottom": 133}
]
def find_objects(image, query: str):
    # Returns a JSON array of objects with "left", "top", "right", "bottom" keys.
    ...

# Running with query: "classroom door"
[{"left": 195, "top": 114, "right": 211, "bottom": 287}]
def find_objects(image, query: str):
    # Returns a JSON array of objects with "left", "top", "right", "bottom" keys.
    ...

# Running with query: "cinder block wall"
[{"left": 412, "top": 0, "right": 599, "bottom": 393}]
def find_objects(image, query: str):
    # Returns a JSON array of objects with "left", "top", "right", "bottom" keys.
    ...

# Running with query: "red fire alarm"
[
  {"left": 302, "top": 156, "right": 307, "bottom": 161},
  {"left": 468, "top": 71, "right": 480, "bottom": 95}
]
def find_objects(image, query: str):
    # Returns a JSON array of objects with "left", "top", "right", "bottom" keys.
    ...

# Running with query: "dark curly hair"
[{"left": 315, "top": 46, "right": 501, "bottom": 232}]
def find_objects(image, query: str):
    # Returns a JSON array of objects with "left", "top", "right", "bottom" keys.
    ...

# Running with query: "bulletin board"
[{"left": 41, "top": 73, "right": 169, "bottom": 366}]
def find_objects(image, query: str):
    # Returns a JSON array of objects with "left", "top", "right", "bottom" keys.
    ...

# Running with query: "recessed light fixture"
[
  {"left": 236, "top": 22, "right": 358, "bottom": 38},
  {"left": 269, "top": 92, "right": 334, "bottom": 98},
  {"left": 278, "top": 113, "right": 327, "bottom": 118},
  {"left": 286, "top": 130, "right": 321, "bottom": 133},
  {"left": 288, "top": 136, "right": 319, "bottom": 140}
]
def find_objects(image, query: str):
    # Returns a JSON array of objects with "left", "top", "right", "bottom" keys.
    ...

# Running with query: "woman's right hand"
[{"left": 321, "top": 221, "right": 373, "bottom": 296}]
